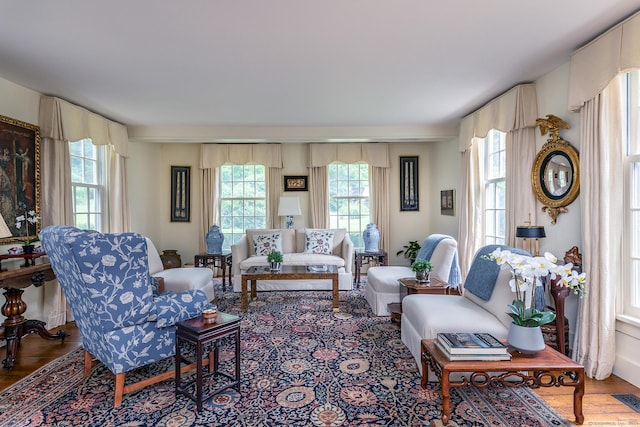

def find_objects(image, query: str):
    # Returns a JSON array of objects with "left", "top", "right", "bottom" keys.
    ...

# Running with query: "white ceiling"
[{"left": 1, "top": 1, "right": 639, "bottom": 142}]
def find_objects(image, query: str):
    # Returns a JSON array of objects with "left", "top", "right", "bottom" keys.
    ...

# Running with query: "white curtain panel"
[
  {"left": 308, "top": 166, "right": 328, "bottom": 228},
  {"left": 574, "top": 77, "right": 624, "bottom": 379}
]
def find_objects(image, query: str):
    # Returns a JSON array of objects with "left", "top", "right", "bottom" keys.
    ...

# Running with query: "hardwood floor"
[{"left": 1, "top": 322, "right": 639, "bottom": 425}]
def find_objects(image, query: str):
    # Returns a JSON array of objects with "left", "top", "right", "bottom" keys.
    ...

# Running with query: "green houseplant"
[
  {"left": 267, "top": 250, "right": 283, "bottom": 272},
  {"left": 396, "top": 240, "right": 421, "bottom": 262},
  {"left": 411, "top": 259, "right": 433, "bottom": 283}
]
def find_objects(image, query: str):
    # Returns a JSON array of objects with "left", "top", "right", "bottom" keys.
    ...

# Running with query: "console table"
[{"left": 0, "top": 262, "right": 69, "bottom": 369}]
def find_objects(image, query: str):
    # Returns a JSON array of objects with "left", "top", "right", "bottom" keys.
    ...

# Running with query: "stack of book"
[{"left": 435, "top": 332, "right": 511, "bottom": 361}]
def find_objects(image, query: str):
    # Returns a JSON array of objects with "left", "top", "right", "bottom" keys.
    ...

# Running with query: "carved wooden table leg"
[{"left": 1, "top": 287, "right": 68, "bottom": 369}]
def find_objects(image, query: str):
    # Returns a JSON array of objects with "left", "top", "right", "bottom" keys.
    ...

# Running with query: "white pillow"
[
  {"left": 304, "top": 229, "right": 335, "bottom": 255},
  {"left": 252, "top": 232, "right": 282, "bottom": 256}
]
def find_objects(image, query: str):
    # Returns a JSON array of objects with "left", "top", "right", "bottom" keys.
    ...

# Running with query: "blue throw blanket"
[
  {"left": 415, "top": 234, "right": 461, "bottom": 287},
  {"left": 464, "top": 245, "right": 530, "bottom": 301}
]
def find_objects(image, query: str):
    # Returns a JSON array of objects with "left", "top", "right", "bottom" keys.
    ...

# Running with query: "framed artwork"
[
  {"left": 284, "top": 175, "right": 308, "bottom": 191},
  {"left": 0, "top": 115, "right": 41, "bottom": 244},
  {"left": 400, "top": 156, "right": 419, "bottom": 211},
  {"left": 170, "top": 166, "right": 191, "bottom": 222},
  {"left": 441, "top": 189, "right": 455, "bottom": 216}
]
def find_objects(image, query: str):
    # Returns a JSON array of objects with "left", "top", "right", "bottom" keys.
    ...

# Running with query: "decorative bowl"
[{"left": 202, "top": 306, "right": 218, "bottom": 322}]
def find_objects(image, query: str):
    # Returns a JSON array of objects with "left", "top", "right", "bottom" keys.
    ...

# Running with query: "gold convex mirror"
[{"left": 531, "top": 115, "right": 580, "bottom": 224}]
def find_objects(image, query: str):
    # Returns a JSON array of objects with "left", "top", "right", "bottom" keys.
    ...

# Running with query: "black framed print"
[
  {"left": 284, "top": 175, "right": 308, "bottom": 191},
  {"left": 400, "top": 156, "right": 419, "bottom": 211},
  {"left": 170, "top": 166, "right": 190, "bottom": 222},
  {"left": 441, "top": 189, "right": 455, "bottom": 216}
]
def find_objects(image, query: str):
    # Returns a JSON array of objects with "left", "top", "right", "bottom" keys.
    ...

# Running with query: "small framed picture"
[
  {"left": 441, "top": 189, "right": 455, "bottom": 216},
  {"left": 171, "top": 166, "right": 190, "bottom": 222},
  {"left": 284, "top": 175, "right": 308, "bottom": 191}
]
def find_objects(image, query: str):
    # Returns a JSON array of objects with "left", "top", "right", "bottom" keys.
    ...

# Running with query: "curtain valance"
[
  {"left": 459, "top": 84, "right": 538, "bottom": 151},
  {"left": 199, "top": 143, "right": 283, "bottom": 169},
  {"left": 308, "top": 143, "right": 390, "bottom": 168},
  {"left": 39, "top": 96, "right": 129, "bottom": 157},
  {"left": 569, "top": 11, "right": 640, "bottom": 111}
]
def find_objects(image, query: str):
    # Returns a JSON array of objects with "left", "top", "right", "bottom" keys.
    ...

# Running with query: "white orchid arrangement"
[
  {"left": 485, "top": 248, "right": 587, "bottom": 327},
  {"left": 14, "top": 210, "right": 40, "bottom": 245}
]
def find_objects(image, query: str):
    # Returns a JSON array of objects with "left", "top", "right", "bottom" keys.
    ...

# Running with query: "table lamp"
[
  {"left": 515, "top": 225, "right": 546, "bottom": 256},
  {"left": 0, "top": 212, "right": 13, "bottom": 239},
  {"left": 278, "top": 196, "right": 301, "bottom": 229}
]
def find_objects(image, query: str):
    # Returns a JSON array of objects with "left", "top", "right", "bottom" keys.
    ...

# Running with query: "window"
[
  {"left": 70, "top": 139, "right": 105, "bottom": 231},
  {"left": 623, "top": 70, "right": 640, "bottom": 319},
  {"left": 219, "top": 164, "right": 266, "bottom": 250},
  {"left": 328, "top": 163, "right": 370, "bottom": 249},
  {"left": 482, "top": 129, "right": 506, "bottom": 245}
]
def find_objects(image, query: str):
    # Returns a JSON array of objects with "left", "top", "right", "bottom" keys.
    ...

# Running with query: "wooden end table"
[
  {"left": 175, "top": 312, "right": 241, "bottom": 412},
  {"left": 194, "top": 253, "right": 232, "bottom": 291},
  {"left": 354, "top": 250, "right": 388, "bottom": 286},
  {"left": 421, "top": 339, "right": 584, "bottom": 425},
  {"left": 388, "top": 276, "right": 452, "bottom": 324},
  {"left": 241, "top": 265, "right": 339, "bottom": 312}
]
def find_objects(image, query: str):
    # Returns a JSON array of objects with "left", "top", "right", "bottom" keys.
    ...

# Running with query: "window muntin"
[
  {"left": 482, "top": 130, "right": 506, "bottom": 245},
  {"left": 219, "top": 164, "right": 266, "bottom": 251},
  {"left": 328, "top": 163, "right": 370, "bottom": 249},
  {"left": 70, "top": 139, "right": 104, "bottom": 231}
]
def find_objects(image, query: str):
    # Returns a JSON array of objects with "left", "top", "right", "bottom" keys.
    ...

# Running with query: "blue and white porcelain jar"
[
  {"left": 363, "top": 223, "right": 380, "bottom": 252},
  {"left": 206, "top": 225, "right": 224, "bottom": 254}
]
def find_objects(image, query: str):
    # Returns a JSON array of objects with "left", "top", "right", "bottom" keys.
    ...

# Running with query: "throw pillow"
[
  {"left": 304, "top": 229, "right": 335, "bottom": 255},
  {"left": 252, "top": 232, "right": 282, "bottom": 256}
]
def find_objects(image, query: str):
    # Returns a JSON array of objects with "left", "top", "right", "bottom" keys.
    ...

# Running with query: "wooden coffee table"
[
  {"left": 421, "top": 339, "right": 584, "bottom": 425},
  {"left": 241, "top": 265, "right": 339, "bottom": 312}
]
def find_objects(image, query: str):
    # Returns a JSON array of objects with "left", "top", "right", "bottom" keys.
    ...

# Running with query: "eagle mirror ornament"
[{"left": 531, "top": 115, "right": 580, "bottom": 224}]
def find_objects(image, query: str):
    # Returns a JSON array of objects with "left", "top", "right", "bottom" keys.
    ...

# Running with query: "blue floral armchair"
[{"left": 39, "top": 225, "right": 211, "bottom": 407}]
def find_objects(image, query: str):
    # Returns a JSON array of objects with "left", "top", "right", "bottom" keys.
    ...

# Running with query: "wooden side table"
[
  {"left": 388, "top": 276, "right": 452, "bottom": 324},
  {"left": 354, "top": 250, "right": 388, "bottom": 286},
  {"left": 194, "top": 253, "right": 233, "bottom": 291},
  {"left": 175, "top": 312, "right": 241, "bottom": 412},
  {"left": 421, "top": 339, "right": 584, "bottom": 425}
]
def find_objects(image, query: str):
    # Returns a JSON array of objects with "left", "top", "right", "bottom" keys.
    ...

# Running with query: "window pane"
[
  {"left": 328, "top": 163, "right": 370, "bottom": 251},
  {"left": 219, "top": 164, "right": 267, "bottom": 250},
  {"left": 482, "top": 130, "right": 506, "bottom": 245}
]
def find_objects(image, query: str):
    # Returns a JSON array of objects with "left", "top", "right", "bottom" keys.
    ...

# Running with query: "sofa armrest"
[
  {"left": 232, "top": 235, "right": 249, "bottom": 275},
  {"left": 341, "top": 234, "right": 354, "bottom": 273}
]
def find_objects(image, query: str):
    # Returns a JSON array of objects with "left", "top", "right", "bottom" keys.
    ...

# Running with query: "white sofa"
[
  {"left": 401, "top": 244, "right": 527, "bottom": 372},
  {"left": 365, "top": 235, "right": 460, "bottom": 316},
  {"left": 146, "top": 237, "right": 215, "bottom": 301},
  {"left": 231, "top": 228, "right": 354, "bottom": 292}
]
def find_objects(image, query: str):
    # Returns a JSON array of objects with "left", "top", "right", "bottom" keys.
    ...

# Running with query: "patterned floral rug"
[{"left": 0, "top": 284, "right": 571, "bottom": 426}]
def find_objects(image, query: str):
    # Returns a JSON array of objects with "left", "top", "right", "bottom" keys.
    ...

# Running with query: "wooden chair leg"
[
  {"left": 83, "top": 350, "right": 93, "bottom": 377},
  {"left": 114, "top": 373, "right": 125, "bottom": 408}
]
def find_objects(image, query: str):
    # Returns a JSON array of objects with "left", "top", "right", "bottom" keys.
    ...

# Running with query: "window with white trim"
[
  {"left": 219, "top": 164, "right": 267, "bottom": 251},
  {"left": 623, "top": 70, "right": 640, "bottom": 319},
  {"left": 70, "top": 139, "right": 105, "bottom": 231},
  {"left": 481, "top": 129, "right": 506, "bottom": 245},
  {"left": 328, "top": 163, "right": 370, "bottom": 250}
]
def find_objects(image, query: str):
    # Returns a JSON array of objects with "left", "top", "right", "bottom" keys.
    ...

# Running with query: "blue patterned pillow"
[
  {"left": 304, "top": 229, "right": 335, "bottom": 254},
  {"left": 252, "top": 232, "right": 282, "bottom": 256}
]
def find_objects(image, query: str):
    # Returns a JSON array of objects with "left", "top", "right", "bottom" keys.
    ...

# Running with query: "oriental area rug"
[{"left": 0, "top": 283, "right": 571, "bottom": 426}]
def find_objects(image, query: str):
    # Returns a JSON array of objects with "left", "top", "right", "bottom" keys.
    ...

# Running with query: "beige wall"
[{"left": 134, "top": 140, "right": 459, "bottom": 266}]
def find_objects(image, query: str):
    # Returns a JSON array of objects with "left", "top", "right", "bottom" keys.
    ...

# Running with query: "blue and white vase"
[
  {"left": 206, "top": 225, "right": 224, "bottom": 254},
  {"left": 363, "top": 223, "right": 380, "bottom": 252}
]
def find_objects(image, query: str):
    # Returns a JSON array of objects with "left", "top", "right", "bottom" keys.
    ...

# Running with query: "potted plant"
[
  {"left": 396, "top": 240, "right": 421, "bottom": 263},
  {"left": 14, "top": 210, "right": 41, "bottom": 253},
  {"left": 484, "top": 248, "right": 586, "bottom": 354},
  {"left": 267, "top": 250, "right": 283, "bottom": 272},
  {"left": 411, "top": 259, "right": 433, "bottom": 283}
]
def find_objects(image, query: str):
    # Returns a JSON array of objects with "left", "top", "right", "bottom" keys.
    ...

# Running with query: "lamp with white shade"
[
  {"left": 278, "top": 196, "right": 301, "bottom": 229},
  {"left": 0, "top": 212, "right": 13, "bottom": 239}
]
